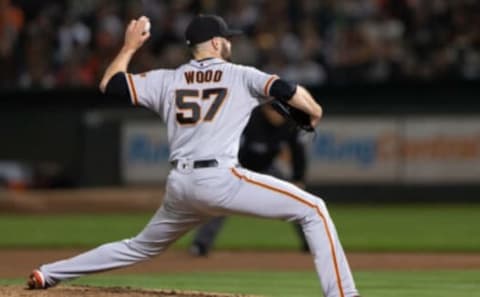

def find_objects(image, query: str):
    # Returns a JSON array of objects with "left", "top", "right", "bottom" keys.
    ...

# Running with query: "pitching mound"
[{"left": 0, "top": 286, "right": 261, "bottom": 297}]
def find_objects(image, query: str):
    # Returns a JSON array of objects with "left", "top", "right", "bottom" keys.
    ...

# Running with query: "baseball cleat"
[{"left": 27, "top": 269, "right": 48, "bottom": 289}]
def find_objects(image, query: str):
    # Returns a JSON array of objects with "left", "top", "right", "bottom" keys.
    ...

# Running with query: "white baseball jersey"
[
  {"left": 126, "top": 58, "right": 277, "bottom": 162},
  {"left": 37, "top": 57, "right": 359, "bottom": 297}
]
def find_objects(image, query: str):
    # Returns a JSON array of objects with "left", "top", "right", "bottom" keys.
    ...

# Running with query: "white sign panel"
[
  {"left": 403, "top": 117, "right": 480, "bottom": 183},
  {"left": 307, "top": 117, "right": 401, "bottom": 183},
  {"left": 121, "top": 117, "right": 480, "bottom": 185},
  {"left": 121, "top": 121, "right": 170, "bottom": 184}
]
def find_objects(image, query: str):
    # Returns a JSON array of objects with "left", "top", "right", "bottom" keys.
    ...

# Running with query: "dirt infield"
[
  {"left": 0, "top": 188, "right": 165, "bottom": 214},
  {"left": 0, "top": 286, "right": 261, "bottom": 297},
  {"left": 2, "top": 250, "right": 480, "bottom": 297}
]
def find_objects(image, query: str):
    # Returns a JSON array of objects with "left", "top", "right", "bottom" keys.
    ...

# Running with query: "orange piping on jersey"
[
  {"left": 230, "top": 168, "right": 345, "bottom": 297},
  {"left": 127, "top": 73, "right": 139, "bottom": 105},
  {"left": 263, "top": 75, "right": 279, "bottom": 97}
]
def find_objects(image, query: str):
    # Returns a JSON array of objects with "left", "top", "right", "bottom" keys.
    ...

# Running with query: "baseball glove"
[{"left": 270, "top": 100, "right": 314, "bottom": 132}]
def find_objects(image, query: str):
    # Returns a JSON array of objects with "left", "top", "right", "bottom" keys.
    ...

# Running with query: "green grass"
[
  {"left": 330, "top": 204, "right": 480, "bottom": 251},
  {"left": 1, "top": 204, "right": 480, "bottom": 251},
  {"left": 2, "top": 270, "right": 480, "bottom": 297}
]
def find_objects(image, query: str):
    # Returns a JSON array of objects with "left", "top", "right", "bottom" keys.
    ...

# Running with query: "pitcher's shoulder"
[
  {"left": 226, "top": 63, "right": 268, "bottom": 80},
  {"left": 228, "top": 62, "right": 257, "bottom": 71}
]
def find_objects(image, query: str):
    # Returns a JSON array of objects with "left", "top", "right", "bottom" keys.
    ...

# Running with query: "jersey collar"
[{"left": 189, "top": 57, "right": 225, "bottom": 68}]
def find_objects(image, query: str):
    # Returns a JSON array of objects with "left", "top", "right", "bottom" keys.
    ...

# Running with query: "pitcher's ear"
[{"left": 211, "top": 38, "right": 220, "bottom": 50}]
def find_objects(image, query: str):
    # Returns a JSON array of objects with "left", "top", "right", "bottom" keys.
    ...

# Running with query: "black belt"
[{"left": 171, "top": 159, "right": 219, "bottom": 169}]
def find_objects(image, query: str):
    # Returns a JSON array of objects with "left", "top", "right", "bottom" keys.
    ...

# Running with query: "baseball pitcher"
[{"left": 27, "top": 15, "right": 360, "bottom": 297}]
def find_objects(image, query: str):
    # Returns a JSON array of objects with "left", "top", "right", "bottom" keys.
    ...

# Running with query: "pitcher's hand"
[
  {"left": 123, "top": 16, "right": 151, "bottom": 52},
  {"left": 310, "top": 115, "right": 321, "bottom": 128}
]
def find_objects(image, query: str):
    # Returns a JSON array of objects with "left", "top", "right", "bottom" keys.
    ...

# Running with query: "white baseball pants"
[{"left": 39, "top": 162, "right": 359, "bottom": 297}]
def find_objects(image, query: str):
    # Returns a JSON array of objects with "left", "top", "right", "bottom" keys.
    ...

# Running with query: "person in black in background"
[{"left": 189, "top": 102, "right": 309, "bottom": 256}]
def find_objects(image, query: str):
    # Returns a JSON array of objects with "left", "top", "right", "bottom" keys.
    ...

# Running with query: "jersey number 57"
[{"left": 175, "top": 88, "right": 227, "bottom": 125}]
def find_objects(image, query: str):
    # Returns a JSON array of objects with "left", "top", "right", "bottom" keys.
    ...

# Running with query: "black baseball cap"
[{"left": 185, "top": 15, "right": 242, "bottom": 46}]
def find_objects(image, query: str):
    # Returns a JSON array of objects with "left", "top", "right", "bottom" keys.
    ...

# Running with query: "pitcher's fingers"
[
  {"left": 135, "top": 17, "right": 149, "bottom": 33},
  {"left": 138, "top": 16, "right": 149, "bottom": 23},
  {"left": 310, "top": 117, "right": 320, "bottom": 127},
  {"left": 140, "top": 31, "right": 151, "bottom": 42},
  {"left": 127, "top": 20, "right": 137, "bottom": 32}
]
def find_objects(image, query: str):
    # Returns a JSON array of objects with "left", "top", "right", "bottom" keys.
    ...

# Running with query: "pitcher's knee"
[
  {"left": 316, "top": 198, "right": 328, "bottom": 213},
  {"left": 300, "top": 197, "right": 328, "bottom": 223}
]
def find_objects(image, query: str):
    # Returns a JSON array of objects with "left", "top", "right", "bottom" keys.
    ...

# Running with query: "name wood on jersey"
[{"left": 184, "top": 70, "right": 223, "bottom": 84}]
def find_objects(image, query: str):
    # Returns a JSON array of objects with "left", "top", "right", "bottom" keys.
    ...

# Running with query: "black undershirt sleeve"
[
  {"left": 105, "top": 72, "right": 131, "bottom": 103},
  {"left": 269, "top": 79, "right": 297, "bottom": 102}
]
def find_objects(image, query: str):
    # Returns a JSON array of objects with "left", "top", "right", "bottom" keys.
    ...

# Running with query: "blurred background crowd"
[{"left": 1, "top": 0, "right": 479, "bottom": 89}]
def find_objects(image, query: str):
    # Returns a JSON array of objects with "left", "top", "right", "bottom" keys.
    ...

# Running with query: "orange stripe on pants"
[{"left": 231, "top": 168, "right": 344, "bottom": 297}]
